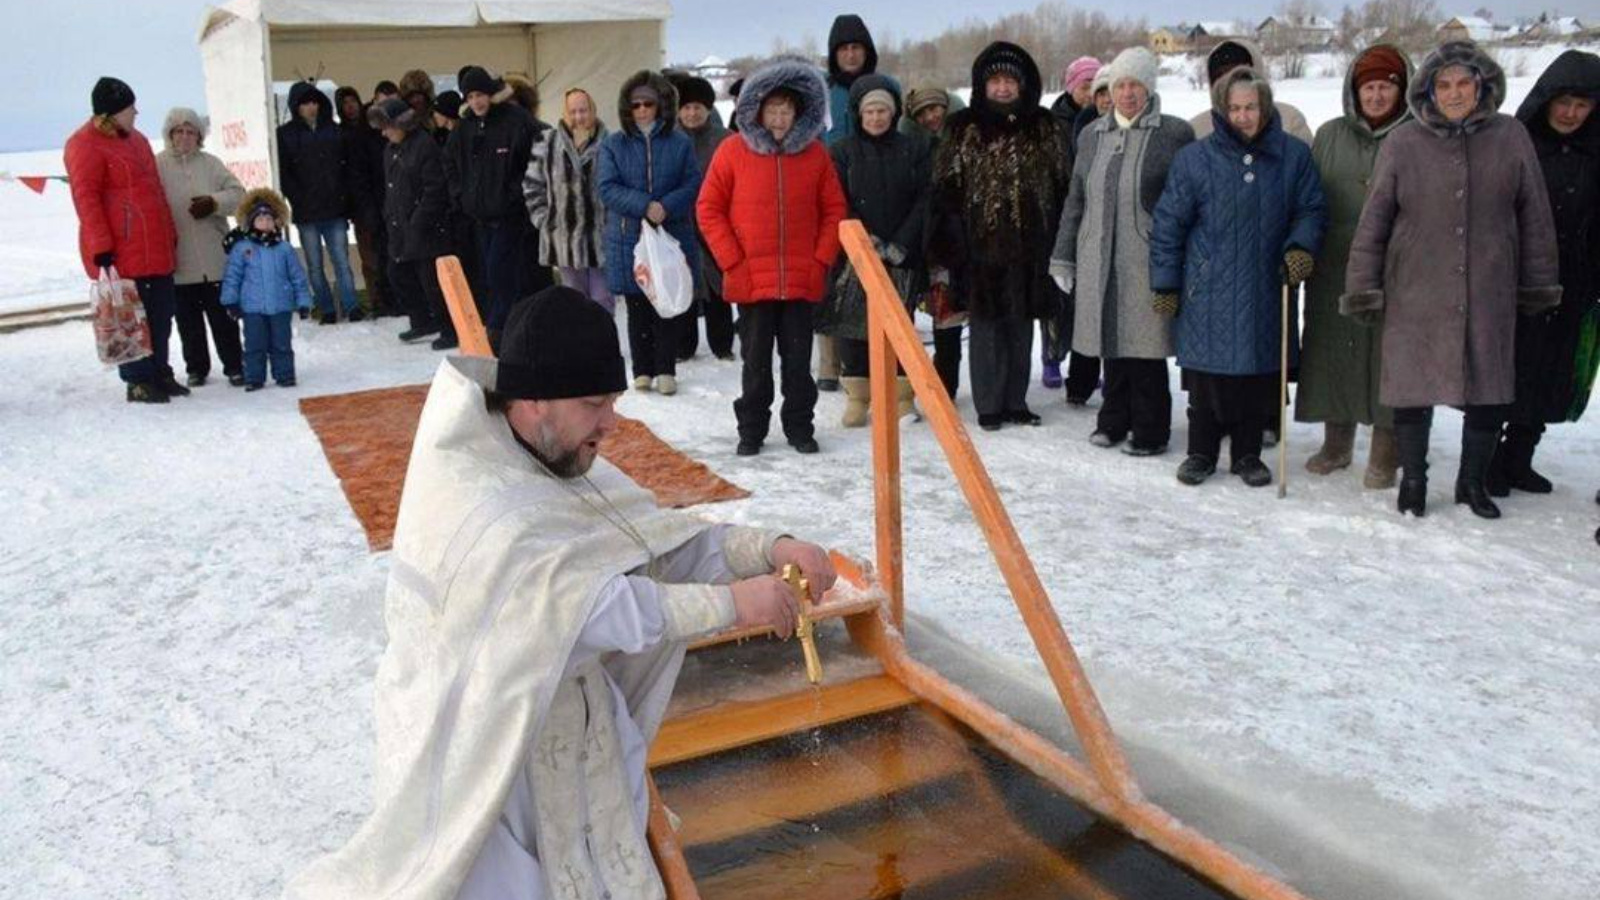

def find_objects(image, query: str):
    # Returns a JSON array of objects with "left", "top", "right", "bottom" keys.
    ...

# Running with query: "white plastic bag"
[
  {"left": 90, "top": 266, "right": 152, "bottom": 367},
  {"left": 632, "top": 222, "right": 693, "bottom": 318}
]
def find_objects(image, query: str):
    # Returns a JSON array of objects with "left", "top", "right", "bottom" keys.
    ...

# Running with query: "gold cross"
[{"left": 781, "top": 564, "right": 823, "bottom": 685}]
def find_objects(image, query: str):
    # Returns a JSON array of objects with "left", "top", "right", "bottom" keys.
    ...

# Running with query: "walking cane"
[{"left": 1278, "top": 282, "right": 1290, "bottom": 499}]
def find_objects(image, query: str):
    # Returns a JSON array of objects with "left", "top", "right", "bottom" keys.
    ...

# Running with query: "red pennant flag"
[{"left": 18, "top": 176, "right": 48, "bottom": 194}]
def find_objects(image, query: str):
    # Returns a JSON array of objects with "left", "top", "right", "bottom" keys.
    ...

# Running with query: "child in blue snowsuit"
[{"left": 221, "top": 187, "right": 313, "bottom": 389}]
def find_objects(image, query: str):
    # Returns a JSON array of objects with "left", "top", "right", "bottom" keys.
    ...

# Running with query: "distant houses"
[{"left": 1145, "top": 10, "right": 1594, "bottom": 57}]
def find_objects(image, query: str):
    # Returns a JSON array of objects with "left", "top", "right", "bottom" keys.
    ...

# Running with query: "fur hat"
[
  {"left": 1062, "top": 56, "right": 1102, "bottom": 94},
  {"left": 1090, "top": 69, "right": 1112, "bottom": 96},
  {"left": 1104, "top": 47, "right": 1159, "bottom": 96},
  {"left": 398, "top": 69, "right": 435, "bottom": 105},
  {"left": 235, "top": 186, "right": 290, "bottom": 227},
  {"left": 92, "top": 77, "right": 135, "bottom": 117},
  {"left": 905, "top": 87, "right": 950, "bottom": 117},
  {"left": 672, "top": 74, "right": 717, "bottom": 110},
  {"left": 367, "top": 97, "right": 420, "bottom": 132},
  {"left": 162, "top": 107, "right": 207, "bottom": 144},
  {"left": 1207, "top": 41, "right": 1256, "bottom": 84},
  {"left": 503, "top": 73, "right": 540, "bottom": 113},
  {"left": 970, "top": 41, "right": 1043, "bottom": 116},
  {"left": 496, "top": 286, "right": 626, "bottom": 400}
]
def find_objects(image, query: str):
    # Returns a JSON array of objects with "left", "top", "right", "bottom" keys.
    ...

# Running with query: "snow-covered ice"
[{"left": 3, "top": 47, "right": 1598, "bottom": 898}]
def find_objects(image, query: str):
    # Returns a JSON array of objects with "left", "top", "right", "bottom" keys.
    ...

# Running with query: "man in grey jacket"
[{"left": 156, "top": 108, "right": 245, "bottom": 387}]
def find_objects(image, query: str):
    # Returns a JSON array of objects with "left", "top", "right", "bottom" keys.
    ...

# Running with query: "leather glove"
[
  {"left": 1283, "top": 248, "right": 1315, "bottom": 287},
  {"left": 93, "top": 251, "right": 116, "bottom": 269},
  {"left": 1153, "top": 291, "right": 1180, "bottom": 317},
  {"left": 188, "top": 195, "right": 218, "bottom": 219},
  {"left": 298, "top": 308, "right": 310, "bottom": 321}
]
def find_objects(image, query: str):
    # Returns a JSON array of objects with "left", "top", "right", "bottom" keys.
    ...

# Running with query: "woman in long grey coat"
[
  {"left": 1296, "top": 45, "right": 1413, "bottom": 489},
  {"left": 524, "top": 89, "right": 610, "bottom": 311},
  {"left": 1051, "top": 47, "right": 1194, "bottom": 454},
  {"left": 1341, "top": 41, "right": 1561, "bottom": 519}
]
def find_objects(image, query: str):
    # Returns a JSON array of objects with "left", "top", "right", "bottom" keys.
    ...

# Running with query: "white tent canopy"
[{"left": 198, "top": 0, "right": 669, "bottom": 190}]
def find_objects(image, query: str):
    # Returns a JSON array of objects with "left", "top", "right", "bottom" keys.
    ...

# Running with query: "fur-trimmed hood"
[
  {"left": 734, "top": 57, "right": 828, "bottom": 155},
  {"left": 161, "top": 107, "right": 207, "bottom": 146},
  {"left": 1409, "top": 41, "right": 1506, "bottom": 135},
  {"left": 616, "top": 70, "right": 678, "bottom": 138},
  {"left": 1342, "top": 44, "right": 1415, "bottom": 138},
  {"left": 235, "top": 186, "right": 290, "bottom": 225}
]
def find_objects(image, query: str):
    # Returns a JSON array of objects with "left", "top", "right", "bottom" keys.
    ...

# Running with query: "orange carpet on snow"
[{"left": 299, "top": 384, "right": 751, "bottom": 551}]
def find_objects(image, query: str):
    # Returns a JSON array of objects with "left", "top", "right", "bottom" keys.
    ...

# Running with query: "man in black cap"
[{"left": 289, "top": 284, "right": 835, "bottom": 899}]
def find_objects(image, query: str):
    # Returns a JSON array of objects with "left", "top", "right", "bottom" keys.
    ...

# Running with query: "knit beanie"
[
  {"left": 905, "top": 87, "right": 950, "bottom": 117},
  {"left": 92, "top": 77, "right": 136, "bottom": 117},
  {"left": 1104, "top": 47, "right": 1159, "bottom": 96},
  {"left": 629, "top": 84, "right": 662, "bottom": 107},
  {"left": 1063, "top": 57, "right": 1102, "bottom": 93},
  {"left": 496, "top": 286, "right": 627, "bottom": 400},
  {"left": 1208, "top": 42, "right": 1255, "bottom": 84},
  {"left": 858, "top": 88, "right": 895, "bottom": 114},
  {"left": 433, "top": 91, "right": 462, "bottom": 120},
  {"left": 459, "top": 66, "right": 499, "bottom": 97},
  {"left": 1353, "top": 45, "right": 1408, "bottom": 91}
]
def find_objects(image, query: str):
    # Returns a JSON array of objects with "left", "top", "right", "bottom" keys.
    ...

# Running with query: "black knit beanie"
[
  {"left": 674, "top": 75, "right": 717, "bottom": 110},
  {"left": 459, "top": 66, "right": 500, "bottom": 97},
  {"left": 1208, "top": 43, "right": 1255, "bottom": 84},
  {"left": 92, "top": 77, "right": 135, "bottom": 117},
  {"left": 496, "top": 287, "right": 626, "bottom": 400},
  {"left": 433, "top": 90, "right": 462, "bottom": 120}
]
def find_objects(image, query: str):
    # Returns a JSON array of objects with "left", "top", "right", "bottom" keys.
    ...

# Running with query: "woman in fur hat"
[
  {"left": 932, "top": 41, "right": 1073, "bottom": 432},
  {"left": 1052, "top": 47, "right": 1194, "bottom": 453},
  {"left": 1341, "top": 41, "right": 1561, "bottom": 519}
]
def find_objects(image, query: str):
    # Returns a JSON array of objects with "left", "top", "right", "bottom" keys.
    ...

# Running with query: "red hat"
[{"left": 1353, "top": 46, "right": 1407, "bottom": 91}]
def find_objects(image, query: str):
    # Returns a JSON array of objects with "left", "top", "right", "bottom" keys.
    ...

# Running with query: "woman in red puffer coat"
[
  {"left": 697, "top": 58, "right": 848, "bottom": 456},
  {"left": 64, "top": 76, "right": 181, "bottom": 403}
]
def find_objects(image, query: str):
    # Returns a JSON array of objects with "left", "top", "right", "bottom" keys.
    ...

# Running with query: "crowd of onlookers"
[{"left": 62, "top": 17, "right": 1598, "bottom": 535}]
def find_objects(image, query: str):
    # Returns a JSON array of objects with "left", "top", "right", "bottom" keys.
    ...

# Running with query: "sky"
[{"left": 1, "top": 0, "right": 1569, "bottom": 152}]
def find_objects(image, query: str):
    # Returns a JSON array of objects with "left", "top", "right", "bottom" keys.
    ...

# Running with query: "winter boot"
[
  {"left": 1455, "top": 427, "right": 1502, "bottom": 519},
  {"left": 654, "top": 375, "right": 677, "bottom": 396},
  {"left": 896, "top": 377, "right": 920, "bottom": 421},
  {"left": 1500, "top": 424, "right": 1553, "bottom": 494},
  {"left": 1364, "top": 425, "right": 1399, "bottom": 490},
  {"left": 1176, "top": 454, "right": 1217, "bottom": 485},
  {"left": 1231, "top": 456, "right": 1273, "bottom": 488},
  {"left": 1394, "top": 421, "right": 1431, "bottom": 517},
  {"left": 126, "top": 382, "right": 170, "bottom": 404},
  {"left": 1485, "top": 428, "right": 1511, "bottom": 498},
  {"left": 1041, "top": 361, "right": 1063, "bottom": 390},
  {"left": 1305, "top": 422, "right": 1355, "bottom": 475},
  {"left": 840, "top": 377, "right": 871, "bottom": 428}
]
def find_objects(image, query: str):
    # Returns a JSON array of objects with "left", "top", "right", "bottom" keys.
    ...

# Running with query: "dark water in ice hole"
[{"left": 653, "top": 703, "right": 1237, "bottom": 900}]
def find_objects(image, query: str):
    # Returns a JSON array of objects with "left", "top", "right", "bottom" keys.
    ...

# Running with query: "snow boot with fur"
[
  {"left": 840, "top": 377, "right": 871, "bottom": 428},
  {"left": 1305, "top": 422, "right": 1355, "bottom": 474}
]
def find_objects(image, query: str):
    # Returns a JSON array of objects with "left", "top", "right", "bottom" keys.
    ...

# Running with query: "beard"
[{"left": 528, "top": 421, "right": 596, "bottom": 479}]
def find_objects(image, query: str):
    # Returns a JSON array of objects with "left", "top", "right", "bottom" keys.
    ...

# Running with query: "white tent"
[{"left": 197, "top": 0, "right": 670, "bottom": 190}]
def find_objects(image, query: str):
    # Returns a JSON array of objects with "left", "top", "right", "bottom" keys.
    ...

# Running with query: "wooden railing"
[{"left": 839, "top": 219, "right": 1315, "bottom": 900}]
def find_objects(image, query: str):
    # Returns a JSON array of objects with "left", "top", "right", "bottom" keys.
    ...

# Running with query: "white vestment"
[{"left": 286, "top": 357, "right": 781, "bottom": 900}]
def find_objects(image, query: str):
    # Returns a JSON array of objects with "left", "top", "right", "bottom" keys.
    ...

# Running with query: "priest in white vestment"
[{"left": 286, "top": 286, "right": 835, "bottom": 900}]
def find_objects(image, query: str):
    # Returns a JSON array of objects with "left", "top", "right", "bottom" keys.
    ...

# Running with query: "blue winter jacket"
[
  {"left": 597, "top": 120, "right": 702, "bottom": 296},
  {"left": 1150, "top": 114, "right": 1327, "bottom": 376},
  {"left": 220, "top": 235, "right": 314, "bottom": 315}
]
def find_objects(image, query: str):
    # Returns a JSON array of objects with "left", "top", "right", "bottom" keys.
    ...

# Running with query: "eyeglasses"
[{"left": 630, "top": 100, "right": 658, "bottom": 110}]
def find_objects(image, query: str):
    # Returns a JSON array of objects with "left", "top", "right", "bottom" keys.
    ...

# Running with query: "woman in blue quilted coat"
[{"left": 1150, "top": 68, "right": 1326, "bottom": 487}]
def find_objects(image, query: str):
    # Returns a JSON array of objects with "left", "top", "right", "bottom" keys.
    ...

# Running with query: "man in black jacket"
[
  {"left": 443, "top": 66, "right": 538, "bottom": 349},
  {"left": 276, "top": 81, "right": 363, "bottom": 323},
  {"left": 370, "top": 98, "right": 455, "bottom": 350},
  {"left": 336, "top": 86, "right": 395, "bottom": 317}
]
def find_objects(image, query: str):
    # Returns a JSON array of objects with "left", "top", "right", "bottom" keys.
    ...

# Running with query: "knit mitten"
[
  {"left": 1283, "top": 248, "right": 1315, "bottom": 287},
  {"left": 1152, "top": 291, "right": 1180, "bottom": 317}
]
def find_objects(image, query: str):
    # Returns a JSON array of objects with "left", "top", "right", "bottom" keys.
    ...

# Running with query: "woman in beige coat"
[{"left": 156, "top": 107, "right": 245, "bottom": 386}]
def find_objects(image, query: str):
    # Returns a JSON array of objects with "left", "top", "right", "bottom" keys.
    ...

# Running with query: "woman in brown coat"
[{"left": 1341, "top": 41, "right": 1561, "bottom": 519}]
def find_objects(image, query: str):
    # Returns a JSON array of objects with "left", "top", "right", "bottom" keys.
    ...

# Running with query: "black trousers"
[
  {"left": 352, "top": 215, "right": 392, "bottom": 313},
  {"left": 1392, "top": 405, "right": 1508, "bottom": 432},
  {"left": 970, "top": 316, "right": 1035, "bottom": 417},
  {"left": 933, "top": 325, "right": 964, "bottom": 398},
  {"left": 624, "top": 293, "right": 685, "bottom": 378},
  {"left": 1099, "top": 358, "right": 1172, "bottom": 448},
  {"left": 678, "top": 290, "right": 738, "bottom": 360},
  {"left": 734, "top": 300, "right": 817, "bottom": 443},
  {"left": 174, "top": 280, "right": 242, "bottom": 379},
  {"left": 388, "top": 257, "right": 452, "bottom": 340},
  {"left": 1185, "top": 371, "right": 1277, "bottom": 463}
]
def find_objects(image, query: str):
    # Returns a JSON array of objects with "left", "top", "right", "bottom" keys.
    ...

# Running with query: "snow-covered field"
[{"left": 3, "top": 43, "right": 1598, "bottom": 900}]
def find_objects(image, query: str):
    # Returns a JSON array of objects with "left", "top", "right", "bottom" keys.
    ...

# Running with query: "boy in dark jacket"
[{"left": 276, "top": 81, "right": 362, "bottom": 324}]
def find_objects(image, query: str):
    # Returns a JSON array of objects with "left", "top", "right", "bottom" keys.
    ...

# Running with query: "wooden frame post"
[{"left": 866, "top": 272, "right": 905, "bottom": 628}]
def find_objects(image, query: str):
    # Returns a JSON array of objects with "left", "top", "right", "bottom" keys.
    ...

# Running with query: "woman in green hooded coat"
[{"left": 1295, "top": 45, "right": 1412, "bottom": 489}]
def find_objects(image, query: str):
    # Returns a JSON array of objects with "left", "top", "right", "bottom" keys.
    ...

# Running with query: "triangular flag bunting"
[{"left": 18, "top": 176, "right": 48, "bottom": 194}]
